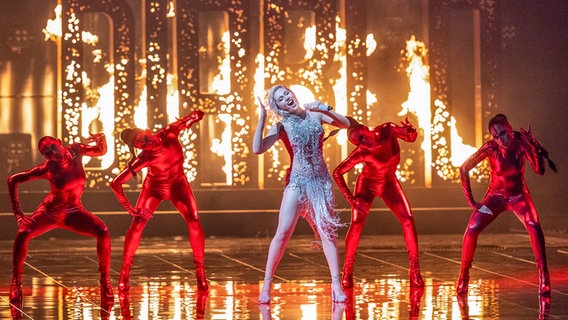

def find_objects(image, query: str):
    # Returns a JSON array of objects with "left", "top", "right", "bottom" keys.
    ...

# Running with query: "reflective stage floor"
[{"left": 1, "top": 233, "right": 568, "bottom": 319}]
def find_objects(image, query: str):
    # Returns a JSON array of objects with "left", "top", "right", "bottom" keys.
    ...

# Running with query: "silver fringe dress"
[{"left": 282, "top": 113, "right": 343, "bottom": 242}]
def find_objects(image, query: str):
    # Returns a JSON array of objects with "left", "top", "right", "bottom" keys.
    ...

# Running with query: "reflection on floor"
[{"left": 1, "top": 233, "right": 567, "bottom": 319}]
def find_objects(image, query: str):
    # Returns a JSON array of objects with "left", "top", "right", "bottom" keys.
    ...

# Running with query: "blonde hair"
[{"left": 267, "top": 85, "right": 289, "bottom": 118}]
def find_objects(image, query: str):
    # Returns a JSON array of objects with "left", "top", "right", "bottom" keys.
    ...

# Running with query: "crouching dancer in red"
[
  {"left": 333, "top": 118, "right": 424, "bottom": 288},
  {"left": 8, "top": 133, "right": 113, "bottom": 302},
  {"left": 110, "top": 110, "right": 208, "bottom": 292},
  {"left": 458, "top": 113, "right": 556, "bottom": 296}
]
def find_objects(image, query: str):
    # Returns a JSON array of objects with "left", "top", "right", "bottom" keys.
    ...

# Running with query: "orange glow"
[
  {"left": 44, "top": 4, "right": 488, "bottom": 188},
  {"left": 206, "top": 30, "right": 233, "bottom": 184},
  {"left": 210, "top": 113, "right": 233, "bottom": 185},
  {"left": 43, "top": 5, "right": 98, "bottom": 45},
  {"left": 432, "top": 99, "right": 487, "bottom": 181},
  {"left": 400, "top": 36, "right": 486, "bottom": 183},
  {"left": 210, "top": 31, "right": 231, "bottom": 95},
  {"left": 303, "top": 26, "right": 317, "bottom": 60},
  {"left": 80, "top": 66, "right": 115, "bottom": 169},
  {"left": 399, "top": 36, "right": 432, "bottom": 186}
]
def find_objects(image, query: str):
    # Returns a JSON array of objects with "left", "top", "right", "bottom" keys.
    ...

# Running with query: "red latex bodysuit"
[
  {"left": 333, "top": 120, "right": 424, "bottom": 288},
  {"left": 458, "top": 115, "right": 550, "bottom": 296},
  {"left": 8, "top": 134, "right": 113, "bottom": 302},
  {"left": 110, "top": 110, "right": 207, "bottom": 292}
]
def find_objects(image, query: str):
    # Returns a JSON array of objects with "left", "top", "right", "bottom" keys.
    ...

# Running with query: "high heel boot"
[
  {"left": 196, "top": 267, "right": 208, "bottom": 291},
  {"left": 539, "top": 268, "right": 551, "bottom": 297},
  {"left": 118, "top": 268, "right": 130, "bottom": 292},
  {"left": 341, "top": 263, "right": 354, "bottom": 289},
  {"left": 9, "top": 277, "right": 22, "bottom": 302},
  {"left": 456, "top": 260, "right": 472, "bottom": 295},
  {"left": 100, "top": 273, "right": 114, "bottom": 301},
  {"left": 258, "top": 277, "right": 272, "bottom": 304},
  {"left": 409, "top": 258, "right": 424, "bottom": 287},
  {"left": 331, "top": 275, "right": 347, "bottom": 303}
]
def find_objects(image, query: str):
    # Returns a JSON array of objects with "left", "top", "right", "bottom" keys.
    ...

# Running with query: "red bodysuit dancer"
[
  {"left": 110, "top": 110, "right": 208, "bottom": 292},
  {"left": 333, "top": 119, "right": 424, "bottom": 288},
  {"left": 458, "top": 113, "right": 555, "bottom": 296},
  {"left": 8, "top": 133, "right": 113, "bottom": 302}
]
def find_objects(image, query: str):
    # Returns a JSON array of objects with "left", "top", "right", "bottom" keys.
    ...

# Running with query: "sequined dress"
[{"left": 282, "top": 113, "right": 342, "bottom": 241}]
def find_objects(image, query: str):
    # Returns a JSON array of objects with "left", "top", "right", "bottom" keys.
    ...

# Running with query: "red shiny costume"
[
  {"left": 333, "top": 119, "right": 424, "bottom": 288},
  {"left": 458, "top": 114, "right": 551, "bottom": 296},
  {"left": 110, "top": 110, "right": 207, "bottom": 291},
  {"left": 8, "top": 133, "right": 113, "bottom": 302}
]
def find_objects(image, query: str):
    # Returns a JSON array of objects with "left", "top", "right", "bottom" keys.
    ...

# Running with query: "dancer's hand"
[
  {"left": 352, "top": 198, "right": 369, "bottom": 214},
  {"left": 477, "top": 205, "right": 493, "bottom": 215},
  {"left": 189, "top": 110, "right": 205, "bottom": 122},
  {"left": 87, "top": 132, "right": 105, "bottom": 140},
  {"left": 178, "top": 109, "right": 204, "bottom": 126},
  {"left": 400, "top": 118, "right": 416, "bottom": 133},
  {"left": 519, "top": 126, "right": 540, "bottom": 152},
  {"left": 257, "top": 97, "right": 268, "bottom": 121},
  {"left": 85, "top": 132, "right": 105, "bottom": 144},
  {"left": 130, "top": 207, "right": 153, "bottom": 220},
  {"left": 16, "top": 213, "right": 32, "bottom": 226}
]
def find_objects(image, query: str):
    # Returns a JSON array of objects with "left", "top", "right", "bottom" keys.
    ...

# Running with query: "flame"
[
  {"left": 399, "top": 35, "right": 432, "bottom": 186},
  {"left": 210, "top": 31, "right": 231, "bottom": 95},
  {"left": 331, "top": 17, "right": 348, "bottom": 146},
  {"left": 81, "top": 65, "right": 116, "bottom": 169},
  {"left": 44, "top": 5, "right": 116, "bottom": 169},
  {"left": 366, "top": 33, "right": 377, "bottom": 56},
  {"left": 166, "top": 73, "right": 180, "bottom": 122},
  {"left": 401, "top": 36, "right": 485, "bottom": 183},
  {"left": 43, "top": 5, "right": 98, "bottom": 45},
  {"left": 207, "top": 30, "right": 233, "bottom": 184},
  {"left": 210, "top": 113, "right": 233, "bottom": 185},
  {"left": 167, "top": 1, "right": 175, "bottom": 18},
  {"left": 303, "top": 26, "right": 317, "bottom": 59},
  {"left": 42, "top": 5, "right": 62, "bottom": 41},
  {"left": 431, "top": 99, "right": 486, "bottom": 181},
  {"left": 448, "top": 116, "right": 478, "bottom": 166},
  {"left": 133, "top": 85, "right": 148, "bottom": 130}
]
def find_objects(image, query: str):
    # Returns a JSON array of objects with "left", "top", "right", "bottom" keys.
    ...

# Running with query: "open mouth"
[{"left": 286, "top": 99, "right": 295, "bottom": 107}]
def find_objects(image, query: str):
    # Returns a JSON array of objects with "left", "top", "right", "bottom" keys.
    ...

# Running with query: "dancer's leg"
[
  {"left": 119, "top": 193, "right": 159, "bottom": 291},
  {"left": 321, "top": 236, "right": 346, "bottom": 302},
  {"left": 382, "top": 183, "right": 423, "bottom": 287},
  {"left": 259, "top": 187, "right": 301, "bottom": 303},
  {"left": 64, "top": 207, "right": 113, "bottom": 300},
  {"left": 458, "top": 209, "right": 498, "bottom": 294},
  {"left": 342, "top": 199, "right": 371, "bottom": 288},
  {"left": 511, "top": 194, "right": 550, "bottom": 296},
  {"left": 173, "top": 183, "right": 208, "bottom": 290},
  {"left": 119, "top": 216, "right": 149, "bottom": 291},
  {"left": 11, "top": 212, "right": 56, "bottom": 301},
  {"left": 343, "top": 181, "right": 374, "bottom": 288}
]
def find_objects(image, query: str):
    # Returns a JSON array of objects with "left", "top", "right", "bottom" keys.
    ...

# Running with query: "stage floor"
[{"left": 2, "top": 233, "right": 568, "bottom": 319}]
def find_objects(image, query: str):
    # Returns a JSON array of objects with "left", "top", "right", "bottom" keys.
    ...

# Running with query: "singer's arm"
[
  {"left": 304, "top": 101, "right": 349, "bottom": 128},
  {"left": 320, "top": 109, "right": 349, "bottom": 128}
]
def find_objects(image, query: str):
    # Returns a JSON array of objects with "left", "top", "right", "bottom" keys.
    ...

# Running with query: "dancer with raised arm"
[
  {"left": 110, "top": 110, "right": 208, "bottom": 292},
  {"left": 333, "top": 118, "right": 424, "bottom": 288},
  {"left": 458, "top": 113, "right": 556, "bottom": 296},
  {"left": 253, "top": 85, "right": 350, "bottom": 304},
  {"left": 8, "top": 133, "right": 113, "bottom": 302}
]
